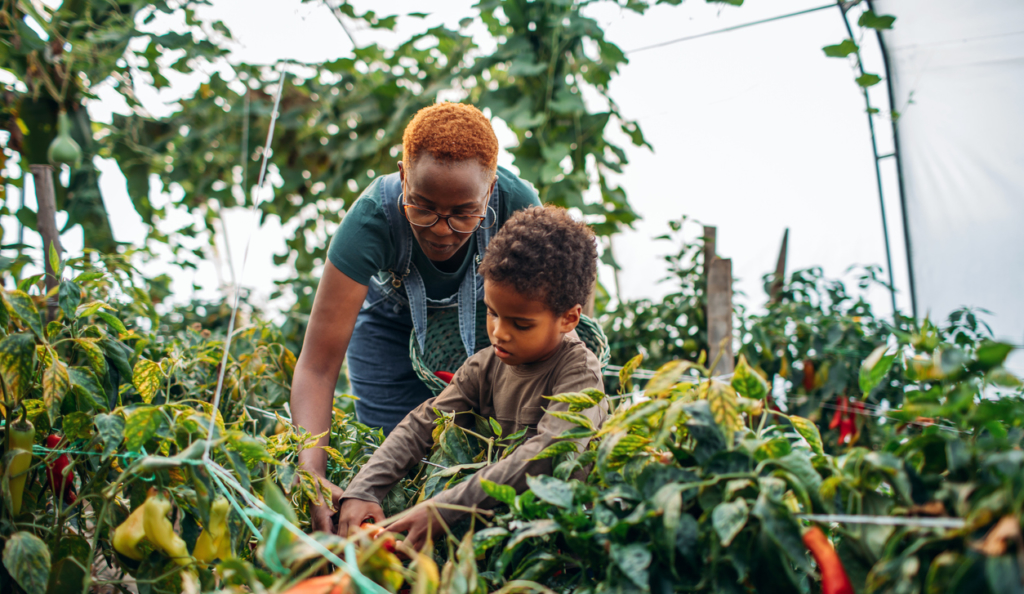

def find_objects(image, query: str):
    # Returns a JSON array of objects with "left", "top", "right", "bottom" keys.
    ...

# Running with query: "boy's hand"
[
  {"left": 337, "top": 498, "right": 385, "bottom": 538},
  {"left": 387, "top": 501, "right": 446, "bottom": 553},
  {"left": 309, "top": 476, "right": 346, "bottom": 534}
]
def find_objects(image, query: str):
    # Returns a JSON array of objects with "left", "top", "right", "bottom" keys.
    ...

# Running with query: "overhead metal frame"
[
  {"left": 626, "top": 1, "right": 918, "bottom": 319},
  {"left": 865, "top": 0, "right": 919, "bottom": 320},
  {"left": 833, "top": 0, "right": 919, "bottom": 319}
]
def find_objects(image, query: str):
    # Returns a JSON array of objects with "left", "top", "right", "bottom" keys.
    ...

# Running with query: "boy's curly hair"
[
  {"left": 479, "top": 206, "right": 598, "bottom": 314},
  {"left": 402, "top": 102, "right": 499, "bottom": 171}
]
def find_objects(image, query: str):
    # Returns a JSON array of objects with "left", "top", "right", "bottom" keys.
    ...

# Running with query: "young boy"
[{"left": 335, "top": 206, "right": 606, "bottom": 548}]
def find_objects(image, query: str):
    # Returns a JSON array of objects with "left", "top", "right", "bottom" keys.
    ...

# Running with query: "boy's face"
[{"left": 483, "top": 279, "right": 581, "bottom": 366}]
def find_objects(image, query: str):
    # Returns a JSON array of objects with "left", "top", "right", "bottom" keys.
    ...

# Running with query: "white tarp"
[{"left": 876, "top": 0, "right": 1024, "bottom": 364}]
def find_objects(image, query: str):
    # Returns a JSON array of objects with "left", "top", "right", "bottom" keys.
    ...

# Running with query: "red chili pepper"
[
  {"left": 44, "top": 434, "right": 76, "bottom": 506},
  {"left": 829, "top": 398, "right": 861, "bottom": 445},
  {"left": 360, "top": 522, "right": 397, "bottom": 553},
  {"left": 802, "top": 526, "right": 854, "bottom": 594},
  {"left": 803, "top": 360, "right": 816, "bottom": 393},
  {"left": 433, "top": 371, "right": 454, "bottom": 384}
]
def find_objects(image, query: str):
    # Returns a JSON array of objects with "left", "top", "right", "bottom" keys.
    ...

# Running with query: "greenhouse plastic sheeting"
[{"left": 875, "top": 0, "right": 1024, "bottom": 362}]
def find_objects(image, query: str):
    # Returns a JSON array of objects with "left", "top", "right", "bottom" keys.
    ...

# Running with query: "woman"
[{"left": 291, "top": 103, "right": 541, "bottom": 533}]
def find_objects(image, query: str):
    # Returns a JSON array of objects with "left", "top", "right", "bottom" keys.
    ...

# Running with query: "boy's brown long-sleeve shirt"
[{"left": 341, "top": 332, "right": 605, "bottom": 524}]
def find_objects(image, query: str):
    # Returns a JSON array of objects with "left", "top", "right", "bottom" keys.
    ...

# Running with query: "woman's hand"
[
  {"left": 386, "top": 501, "right": 446, "bottom": 553},
  {"left": 290, "top": 263, "right": 368, "bottom": 534},
  {"left": 310, "top": 475, "right": 346, "bottom": 534},
  {"left": 337, "top": 498, "right": 385, "bottom": 538}
]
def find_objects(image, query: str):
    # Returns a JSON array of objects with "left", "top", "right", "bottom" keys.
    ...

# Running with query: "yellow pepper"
[
  {"left": 5, "top": 418, "right": 34, "bottom": 516},
  {"left": 112, "top": 503, "right": 147, "bottom": 560},
  {"left": 193, "top": 496, "right": 232, "bottom": 563},
  {"left": 142, "top": 487, "right": 192, "bottom": 566}
]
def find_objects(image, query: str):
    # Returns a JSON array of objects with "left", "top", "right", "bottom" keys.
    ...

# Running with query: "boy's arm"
[
  {"left": 429, "top": 362, "right": 604, "bottom": 525},
  {"left": 340, "top": 357, "right": 484, "bottom": 507}
]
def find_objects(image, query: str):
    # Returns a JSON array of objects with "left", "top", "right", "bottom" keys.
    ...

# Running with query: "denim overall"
[{"left": 346, "top": 172, "right": 502, "bottom": 434}]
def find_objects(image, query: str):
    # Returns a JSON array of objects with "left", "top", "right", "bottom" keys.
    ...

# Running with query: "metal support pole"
[{"left": 834, "top": 1, "right": 898, "bottom": 318}]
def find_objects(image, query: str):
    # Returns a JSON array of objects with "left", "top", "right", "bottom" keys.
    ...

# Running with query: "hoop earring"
[{"left": 480, "top": 205, "right": 498, "bottom": 230}]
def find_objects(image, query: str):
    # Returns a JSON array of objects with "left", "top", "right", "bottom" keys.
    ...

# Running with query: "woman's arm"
[{"left": 291, "top": 262, "right": 368, "bottom": 530}]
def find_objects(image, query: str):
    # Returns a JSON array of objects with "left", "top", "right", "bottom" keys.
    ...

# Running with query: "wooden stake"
[
  {"left": 30, "top": 165, "right": 62, "bottom": 321},
  {"left": 707, "top": 257, "right": 734, "bottom": 376},
  {"left": 702, "top": 225, "right": 717, "bottom": 269},
  {"left": 769, "top": 228, "right": 789, "bottom": 304}
]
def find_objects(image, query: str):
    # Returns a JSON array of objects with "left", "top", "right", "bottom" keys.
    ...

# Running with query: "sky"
[{"left": 0, "top": 0, "right": 983, "bottom": 345}]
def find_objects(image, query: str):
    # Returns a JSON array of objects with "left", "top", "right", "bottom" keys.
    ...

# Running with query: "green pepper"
[
  {"left": 6, "top": 417, "right": 34, "bottom": 516},
  {"left": 142, "top": 487, "right": 192, "bottom": 566}
]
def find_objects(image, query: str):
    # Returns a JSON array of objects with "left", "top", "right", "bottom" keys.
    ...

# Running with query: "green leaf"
[
  {"left": 645, "top": 360, "right": 695, "bottom": 396},
  {"left": 610, "top": 542, "right": 651, "bottom": 589},
  {"left": 754, "top": 437, "right": 792, "bottom": 461},
  {"left": 712, "top": 498, "right": 749, "bottom": 547},
  {"left": 7, "top": 291, "right": 43, "bottom": 338},
  {"left": 124, "top": 406, "right": 170, "bottom": 451},
  {"left": 479, "top": 479, "right": 516, "bottom": 505},
  {"left": 63, "top": 411, "right": 94, "bottom": 441},
  {"left": 732, "top": 355, "right": 768, "bottom": 400},
  {"left": 544, "top": 409, "right": 595, "bottom": 431},
  {"left": 858, "top": 10, "right": 896, "bottom": 30},
  {"left": 508, "top": 58, "right": 548, "bottom": 77},
  {"left": 58, "top": 281, "right": 81, "bottom": 321},
  {"left": 619, "top": 352, "right": 643, "bottom": 393},
  {"left": 985, "top": 555, "right": 1021, "bottom": 594},
  {"left": 555, "top": 426, "right": 595, "bottom": 440},
  {"left": 823, "top": 38, "right": 859, "bottom": 58},
  {"left": 133, "top": 359, "right": 162, "bottom": 404},
  {"left": 702, "top": 380, "right": 743, "bottom": 446},
  {"left": 975, "top": 341, "right": 1014, "bottom": 370},
  {"left": 859, "top": 344, "right": 896, "bottom": 394},
  {"left": 472, "top": 527, "right": 509, "bottom": 557},
  {"left": 0, "top": 333, "right": 37, "bottom": 402},
  {"left": 3, "top": 531, "right": 51, "bottom": 594},
  {"left": 94, "top": 413, "right": 125, "bottom": 461},
  {"left": 74, "top": 300, "right": 113, "bottom": 319},
  {"left": 789, "top": 415, "right": 824, "bottom": 456},
  {"left": 68, "top": 367, "right": 104, "bottom": 406},
  {"left": 440, "top": 426, "right": 476, "bottom": 465},
  {"left": 487, "top": 417, "right": 502, "bottom": 438},
  {"left": 526, "top": 474, "right": 574, "bottom": 508},
  {"left": 228, "top": 433, "right": 277, "bottom": 465},
  {"left": 856, "top": 73, "right": 882, "bottom": 87},
  {"left": 530, "top": 440, "right": 580, "bottom": 461},
  {"left": 95, "top": 311, "right": 127, "bottom": 335},
  {"left": 47, "top": 242, "right": 60, "bottom": 277},
  {"left": 751, "top": 491, "right": 813, "bottom": 574}
]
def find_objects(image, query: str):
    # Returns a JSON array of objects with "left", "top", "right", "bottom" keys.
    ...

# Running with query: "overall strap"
[
  {"left": 377, "top": 171, "right": 438, "bottom": 355},
  {"left": 457, "top": 178, "right": 504, "bottom": 357},
  {"left": 378, "top": 173, "right": 413, "bottom": 289}
]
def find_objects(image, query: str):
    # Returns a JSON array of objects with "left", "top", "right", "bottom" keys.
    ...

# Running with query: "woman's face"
[{"left": 398, "top": 154, "right": 495, "bottom": 262}]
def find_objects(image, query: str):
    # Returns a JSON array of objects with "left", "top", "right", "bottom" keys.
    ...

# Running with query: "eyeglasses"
[{"left": 400, "top": 184, "right": 496, "bottom": 234}]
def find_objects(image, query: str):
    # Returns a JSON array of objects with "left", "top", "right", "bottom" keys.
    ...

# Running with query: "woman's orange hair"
[{"left": 402, "top": 102, "right": 499, "bottom": 171}]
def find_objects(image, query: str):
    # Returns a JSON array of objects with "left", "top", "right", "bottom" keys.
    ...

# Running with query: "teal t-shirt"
[{"left": 328, "top": 166, "right": 542, "bottom": 299}]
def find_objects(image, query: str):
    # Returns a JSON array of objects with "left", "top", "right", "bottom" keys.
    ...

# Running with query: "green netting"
[{"left": 410, "top": 306, "right": 611, "bottom": 395}]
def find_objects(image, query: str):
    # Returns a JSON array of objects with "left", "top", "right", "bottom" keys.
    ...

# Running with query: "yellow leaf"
[
  {"left": 43, "top": 358, "right": 71, "bottom": 417},
  {"left": 133, "top": 358, "right": 162, "bottom": 404},
  {"left": 74, "top": 338, "right": 107, "bottom": 377},
  {"left": 701, "top": 380, "right": 743, "bottom": 445}
]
